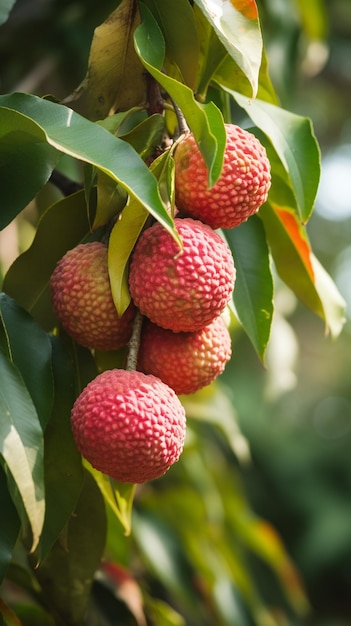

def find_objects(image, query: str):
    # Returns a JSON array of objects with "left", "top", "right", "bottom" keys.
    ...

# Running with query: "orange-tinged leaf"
[
  {"left": 275, "top": 207, "right": 314, "bottom": 280},
  {"left": 247, "top": 520, "right": 310, "bottom": 615},
  {"left": 230, "top": 0, "right": 258, "bottom": 20},
  {"left": 260, "top": 203, "right": 346, "bottom": 337}
]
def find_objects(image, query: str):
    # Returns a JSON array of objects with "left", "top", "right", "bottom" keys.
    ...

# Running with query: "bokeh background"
[{"left": 1, "top": 0, "right": 351, "bottom": 624}]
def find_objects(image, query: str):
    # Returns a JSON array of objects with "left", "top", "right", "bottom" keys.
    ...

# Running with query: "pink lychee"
[
  {"left": 128, "top": 218, "right": 235, "bottom": 333},
  {"left": 50, "top": 242, "right": 135, "bottom": 351},
  {"left": 174, "top": 124, "right": 271, "bottom": 229},
  {"left": 71, "top": 369, "right": 186, "bottom": 483},
  {"left": 138, "top": 315, "right": 232, "bottom": 395}
]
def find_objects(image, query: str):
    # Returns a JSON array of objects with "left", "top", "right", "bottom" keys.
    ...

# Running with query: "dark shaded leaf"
[
  {"left": 225, "top": 216, "right": 273, "bottom": 361},
  {"left": 0, "top": 293, "right": 54, "bottom": 429},
  {"left": 33, "top": 470, "right": 107, "bottom": 626},
  {"left": 0, "top": 465, "right": 20, "bottom": 585},
  {"left": 0, "top": 109, "right": 59, "bottom": 228},
  {"left": 34, "top": 336, "right": 85, "bottom": 565}
]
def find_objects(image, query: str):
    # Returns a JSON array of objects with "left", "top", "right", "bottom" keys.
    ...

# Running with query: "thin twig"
[{"left": 126, "top": 310, "right": 144, "bottom": 371}]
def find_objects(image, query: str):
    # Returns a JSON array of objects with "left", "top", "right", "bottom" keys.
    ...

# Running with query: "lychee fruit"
[
  {"left": 128, "top": 218, "right": 235, "bottom": 333},
  {"left": 174, "top": 124, "right": 271, "bottom": 229},
  {"left": 50, "top": 242, "right": 135, "bottom": 351},
  {"left": 138, "top": 315, "right": 232, "bottom": 395},
  {"left": 71, "top": 369, "right": 186, "bottom": 483}
]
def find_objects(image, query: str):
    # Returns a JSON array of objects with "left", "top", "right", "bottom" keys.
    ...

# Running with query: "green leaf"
[
  {"left": 0, "top": 108, "right": 59, "bottom": 228},
  {"left": 3, "top": 190, "right": 92, "bottom": 330},
  {"left": 0, "top": 293, "right": 54, "bottom": 429},
  {"left": 193, "top": 0, "right": 262, "bottom": 98},
  {"left": 0, "top": 0, "right": 17, "bottom": 26},
  {"left": 0, "top": 466, "right": 20, "bottom": 585},
  {"left": 86, "top": 463, "right": 136, "bottom": 536},
  {"left": 34, "top": 336, "right": 85, "bottom": 565},
  {"left": 0, "top": 93, "right": 173, "bottom": 233},
  {"left": 225, "top": 91, "right": 321, "bottom": 222},
  {"left": 94, "top": 172, "right": 128, "bottom": 230},
  {"left": 260, "top": 203, "right": 346, "bottom": 337},
  {"left": 295, "top": 0, "right": 328, "bottom": 40},
  {"left": 32, "top": 470, "right": 106, "bottom": 626},
  {"left": 194, "top": 4, "right": 228, "bottom": 101},
  {"left": 214, "top": 46, "right": 279, "bottom": 105},
  {"left": 135, "top": 4, "right": 226, "bottom": 187},
  {"left": 225, "top": 216, "right": 274, "bottom": 361},
  {"left": 181, "top": 382, "right": 250, "bottom": 463},
  {"left": 108, "top": 199, "right": 149, "bottom": 316},
  {"left": 0, "top": 350, "right": 45, "bottom": 552},
  {"left": 69, "top": 0, "right": 146, "bottom": 121},
  {"left": 108, "top": 151, "right": 174, "bottom": 317},
  {"left": 120, "top": 113, "right": 166, "bottom": 159},
  {"left": 143, "top": 0, "right": 200, "bottom": 89},
  {"left": 310, "top": 254, "right": 346, "bottom": 339}
]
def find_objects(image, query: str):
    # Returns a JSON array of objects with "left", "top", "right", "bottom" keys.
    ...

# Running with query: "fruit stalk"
[{"left": 126, "top": 309, "right": 144, "bottom": 371}]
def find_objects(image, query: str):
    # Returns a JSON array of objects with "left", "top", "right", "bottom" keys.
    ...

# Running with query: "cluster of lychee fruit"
[{"left": 50, "top": 124, "right": 271, "bottom": 484}]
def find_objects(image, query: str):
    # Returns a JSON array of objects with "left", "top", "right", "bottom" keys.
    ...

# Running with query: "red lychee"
[
  {"left": 50, "top": 242, "right": 135, "bottom": 351},
  {"left": 128, "top": 218, "right": 235, "bottom": 333},
  {"left": 71, "top": 369, "right": 186, "bottom": 483},
  {"left": 174, "top": 124, "right": 271, "bottom": 229},
  {"left": 138, "top": 315, "right": 232, "bottom": 395}
]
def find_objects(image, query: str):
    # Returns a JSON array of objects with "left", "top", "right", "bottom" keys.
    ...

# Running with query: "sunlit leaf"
[
  {"left": 108, "top": 199, "right": 149, "bottom": 316},
  {"left": 0, "top": 93, "right": 172, "bottom": 231},
  {"left": 225, "top": 216, "right": 273, "bottom": 361},
  {"left": 310, "top": 254, "right": 346, "bottom": 339},
  {"left": 295, "top": 0, "right": 328, "bottom": 40},
  {"left": 214, "top": 46, "right": 279, "bottom": 105},
  {"left": 194, "top": 4, "right": 227, "bottom": 101},
  {"left": 108, "top": 151, "right": 176, "bottom": 316},
  {"left": 134, "top": 4, "right": 226, "bottom": 187},
  {"left": 69, "top": 0, "right": 146, "bottom": 121},
  {"left": 84, "top": 462, "right": 136, "bottom": 536},
  {"left": 260, "top": 203, "right": 346, "bottom": 337},
  {"left": 143, "top": 0, "right": 200, "bottom": 89},
  {"left": 193, "top": 0, "right": 262, "bottom": 97},
  {"left": 225, "top": 91, "right": 321, "bottom": 222},
  {"left": 3, "top": 190, "right": 92, "bottom": 330},
  {"left": 0, "top": 350, "right": 45, "bottom": 552}
]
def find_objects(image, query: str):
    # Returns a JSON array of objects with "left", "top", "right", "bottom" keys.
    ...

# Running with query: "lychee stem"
[
  {"left": 170, "top": 97, "right": 189, "bottom": 137},
  {"left": 126, "top": 309, "right": 144, "bottom": 371}
]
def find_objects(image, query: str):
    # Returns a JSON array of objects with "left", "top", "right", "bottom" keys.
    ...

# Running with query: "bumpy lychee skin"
[
  {"left": 138, "top": 315, "right": 232, "bottom": 395},
  {"left": 51, "top": 242, "right": 135, "bottom": 351},
  {"left": 128, "top": 218, "right": 235, "bottom": 333},
  {"left": 71, "top": 369, "right": 186, "bottom": 483},
  {"left": 174, "top": 124, "right": 271, "bottom": 229}
]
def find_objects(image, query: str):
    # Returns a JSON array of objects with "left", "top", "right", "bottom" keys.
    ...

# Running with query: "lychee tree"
[{"left": 0, "top": 1, "right": 346, "bottom": 625}]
